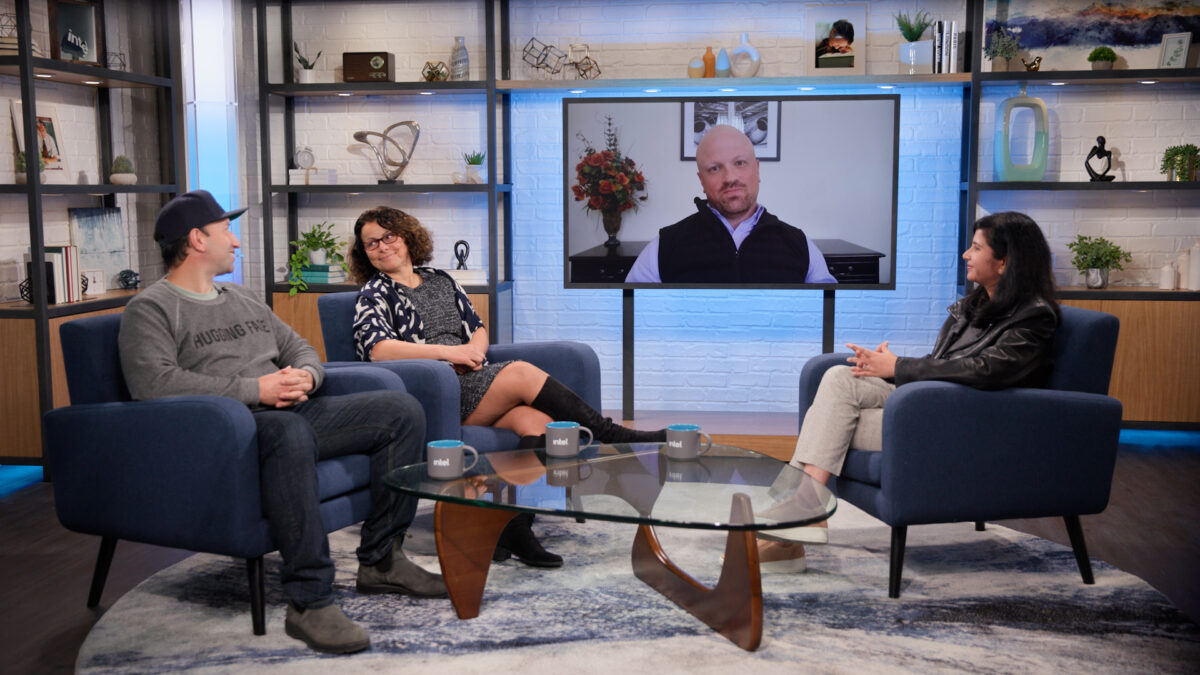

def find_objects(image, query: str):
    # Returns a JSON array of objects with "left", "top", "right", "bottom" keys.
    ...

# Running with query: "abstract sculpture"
[{"left": 353, "top": 121, "right": 420, "bottom": 184}]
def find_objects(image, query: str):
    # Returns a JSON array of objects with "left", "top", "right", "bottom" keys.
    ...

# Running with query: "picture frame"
[
  {"left": 82, "top": 269, "right": 106, "bottom": 295},
  {"left": 680, "top": 100, "right": 781, "bottom": 161},
  {"left": 1158, "top": 32, "right": 1191, "bottom": 69},
  {"left": 806, "top": 3, "right": 867, "bottom": 76},
  {"left": 69, "top": 207, "right": 127, "bottom": 291},
  {"left": 49, "top": 0, "right": 104, "bottom": 66},
  {"left": 11, "top": 100, "right": 68, "bottom": 180}
]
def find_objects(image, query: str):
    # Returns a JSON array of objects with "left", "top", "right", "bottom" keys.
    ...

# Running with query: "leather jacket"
[{"left": 893, "top": 296, "right": 1059, "bottom": 390}]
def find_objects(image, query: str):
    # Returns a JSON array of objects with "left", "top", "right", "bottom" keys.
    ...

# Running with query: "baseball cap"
[{"left": 154, "top": 190, "right": 248, "bottom": 247}]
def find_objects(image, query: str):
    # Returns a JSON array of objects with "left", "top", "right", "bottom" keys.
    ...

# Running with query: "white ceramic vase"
[
  {"left": 297, "top": 69, "right": 317, "bottom": 84},
  {"left": 730, "top": 33, "right": 761, "bottom": 77},
  {"left": 309, "top": 249, "right": 327, "bottom": 266},
  {"left": 898, "top": 40, "right": 934, "bottom": 75},
  {"left": 111, "top": 173, "right": 137, "bottom": 185}
]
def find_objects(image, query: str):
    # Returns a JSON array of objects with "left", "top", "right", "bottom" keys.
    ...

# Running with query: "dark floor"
[{"left": 1, "top": 441, "right": 1197, "bottom": 674}]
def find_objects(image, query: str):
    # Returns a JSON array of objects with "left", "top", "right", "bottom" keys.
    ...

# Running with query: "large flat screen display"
[{"left": 563, "top": 95, "right": 899, "bottom": 290}]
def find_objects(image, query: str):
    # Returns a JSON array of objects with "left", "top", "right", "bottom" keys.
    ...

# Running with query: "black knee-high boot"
[
  {"left": 530, "top": 377, "right": 666, "bottom": 444},
  {"left": 493, "top": 435, "right": 564, "bottom": 568}
]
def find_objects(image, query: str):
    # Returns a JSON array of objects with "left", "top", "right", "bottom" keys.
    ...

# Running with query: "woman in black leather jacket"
[{"left": 761, "top": 211, "right": 1061, "bottom": 571}]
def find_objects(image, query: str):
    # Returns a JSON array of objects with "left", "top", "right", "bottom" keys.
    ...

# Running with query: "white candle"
[
  {"left": 1160, "top": 264, "right": 1176, "bottom": 290},
  {"left": 1190, "top": 244, "right": 1200, "bottom": 291},
  {"left": 1179, "top": 251, "right": 1192, "bottom": 290}
]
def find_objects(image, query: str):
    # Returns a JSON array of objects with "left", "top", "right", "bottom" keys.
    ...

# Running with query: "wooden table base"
[
  {"left": 433, "top": 493, "right": 764, "bottom": 650},
  {"left": 631, "top": 493, "right": 763, "bottom": 651}
]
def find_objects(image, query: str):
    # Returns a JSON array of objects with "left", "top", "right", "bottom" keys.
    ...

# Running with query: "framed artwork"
[
  {"left": 49, "top": 0, "right": 104, "bottom": 66},
  {"left": 11, "top": 100, "right": 68, "bottom": 179},
  {"left": 68, "top": 207, "right": 128, "bottom": 291},
  {"left": 680, "top": 100, "right": 781, "bottom": 161},
  {"left": 82, "top": 269, "right": 106, "bottom": 295},
  {"left": 1158, "top": 32, "right": 1191, "bottom": 68},
  {"left": 806, "top": 3, "right": 867, "bottom": 76}
]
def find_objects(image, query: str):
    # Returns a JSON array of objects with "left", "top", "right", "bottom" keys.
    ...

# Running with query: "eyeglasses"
[{"left": 363, "top": 232, "right": 399, "bottom": 251}]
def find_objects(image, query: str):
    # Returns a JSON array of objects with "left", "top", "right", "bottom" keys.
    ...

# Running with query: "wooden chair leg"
[
  {"left": 974, "top": 521, "right": 986, "bottom": 531},
  {"left": 87, "top": 536, "right": 118, "bottom": 608},
  {"left": 247, "top": 556, "right": 266, "bottom": 635},
  {"left": 888, "top": 526, "right": 907, "bottom": 599},
  {"left": 1063, "top": 515, "right": 1095, "bottom": 585}
]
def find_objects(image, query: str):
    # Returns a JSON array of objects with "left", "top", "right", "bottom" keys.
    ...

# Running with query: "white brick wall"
[{"left": 232, "top": 0, "right": 1198, "bottom": 413}]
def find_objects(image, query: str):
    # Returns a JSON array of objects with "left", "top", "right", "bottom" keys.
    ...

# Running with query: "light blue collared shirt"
[{"left": 624, "top": 204, "right": 837, "bottom": 284}]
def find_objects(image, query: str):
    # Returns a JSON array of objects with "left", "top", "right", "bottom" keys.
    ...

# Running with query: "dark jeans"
[{"left": 253, "top": 389, "right": 424, "bottom": 609}]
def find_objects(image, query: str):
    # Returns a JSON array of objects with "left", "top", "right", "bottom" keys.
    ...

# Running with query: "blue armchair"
[
  {"left": 317, "top": 291, "right": 602, "bottom": 452},
  {"left": 797, "top": 305, "right": 1122, "bottom": 597},
  {"left": 45, "top": 313, "right": 409, "bottom": 635}
]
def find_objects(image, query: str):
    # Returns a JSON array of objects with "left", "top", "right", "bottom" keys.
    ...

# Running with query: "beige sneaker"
[
  {"left": 757, "top": 539, "right": 807, "bottom": 573},
  {"left": 284, "top": 603, "right": 370, "bottom": 654}
]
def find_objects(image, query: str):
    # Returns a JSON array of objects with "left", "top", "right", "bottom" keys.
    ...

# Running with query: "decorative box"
[{"left": 343, "top": 52, "right": 395, "bottom": 82}]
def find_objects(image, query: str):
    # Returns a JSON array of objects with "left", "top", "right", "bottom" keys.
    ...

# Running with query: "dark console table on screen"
[
  {"left": 570, "top": 239, "right": 882, "bottom": 284},
  {"left": 813, "top": 239, "right": 884, "bottom": 285},
  {"left": 569, "top": 241, "right": 648, "bottom": 283}
]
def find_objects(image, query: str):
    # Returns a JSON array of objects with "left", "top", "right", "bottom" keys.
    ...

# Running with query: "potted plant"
[
  {"left": 287, "top": 221, "right": 346, "bottom": 295},
  {"left": 984, "top": 26, "right": 1020, "bottom": 72},
  {"left": 895, "top": 10, "right": 935, "bottom": 75},
  {"left": 1067, "top": 234, "right": 1131, "bottom": 289},
  {"left": 294, "top": 42, "right": 321, "bottom": 84},
  {"left": 462, "top": 150, "right": 485, "bottom": 184},
  {"left": 1160, "top": 144, "right": 1198, "bottom": 182},
  {"left": 1087, "top": 46, "right": 1117, "bottom": 71},
  {"left": 110, "top": 155, "right": 137, "bottom": 185},
  {"left": 14, "top": 151, "right": 44, "bottom": 184}
]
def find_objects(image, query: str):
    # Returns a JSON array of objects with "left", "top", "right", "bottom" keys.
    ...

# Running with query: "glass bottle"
[{"left": 450, "top": 37, "right": 469, "bottom": 81}]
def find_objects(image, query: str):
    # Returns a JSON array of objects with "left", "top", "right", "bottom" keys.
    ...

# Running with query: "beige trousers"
[{"left": 790, "top": 365, "right": 895, "bottom": 476}]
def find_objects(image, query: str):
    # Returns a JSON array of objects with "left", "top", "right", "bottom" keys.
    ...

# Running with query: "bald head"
[{"left": 695, "top": 125, "right": 760, "bottom": 227}]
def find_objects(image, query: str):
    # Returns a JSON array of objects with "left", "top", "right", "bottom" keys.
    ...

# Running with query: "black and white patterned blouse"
[{"left": 353, "top": 267, "right": 485, "bottom": 362}]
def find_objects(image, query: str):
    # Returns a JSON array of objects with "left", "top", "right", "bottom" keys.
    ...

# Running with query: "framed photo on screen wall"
[
  {"left": 49, "top": 0, "right": 105, "bottom": 66},
  {"left": 680, "top": 100, "right": 781, "bottom": 161},
  {"left": 806, "top": 3, "right": 867, "bottom": 76}
]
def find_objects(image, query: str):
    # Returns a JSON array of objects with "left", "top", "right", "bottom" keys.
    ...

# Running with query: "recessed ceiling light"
[
  {"left": 419, "top": 91, "right": 433, "bottom": 95},
  {"left": 798, "top": 86, "right": 815, "bottom": 91},
  {"left": 1139, "top": 80, "right": 1157, "bottom": 85},
  {"left": 568, "top": 89, "right": 585, "bottom": 94},
  {"left": 643, "top": 88, "right": 660, "bottom": 93},
  {"left": 34, "top": 73, "right": 52, "bottom": 78},
  {"left": 337, "top": 92, "right": 352, "bottom": 96},
  {"left": 1049, "top": 81, "right": 1066, "bottom": 86},
  {"left": 718, "top": 87, "right": 736, "bottom": 92},
  {"left": 878, "top": 85, "right": 895, "bottom": 90},
  {"left": 83, "top": 80, "right": 102, "bottom": 85}
]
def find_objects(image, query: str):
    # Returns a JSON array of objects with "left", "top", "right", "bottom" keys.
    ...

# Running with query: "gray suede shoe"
[
  {"left": 284, "top": 603, "right": 370, "bottom": 654},
  {"left": 356, "top": 542, "right": 448, "bottom": 597}
]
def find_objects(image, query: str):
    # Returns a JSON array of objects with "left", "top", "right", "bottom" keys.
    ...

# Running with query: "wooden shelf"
[
  {"left": 0, "top": 289, "right": 139, "bottom": 319},
  {"left": 0, "top": 56, "right": 173, "bottom": 88},
  {"left": 976, "top": 181, "right": 1200, "bottom": 191},
  {"left": 264, "top": 80, "right": 489, "bottom": 97},
  {"left": 269, "top": 183, "right": 511, "bottom": 194},
  {"left": 498, "top": 73, "right": 970, "bottom": 93},
  {"left": 975, "top": 67, "right": 1200, "bottom": 86},
  {"left": 0, "top": 183, "right": 178, "bottom": 194},
  {"left": 1057, "top": 286, "right": 1200, "bottom": 301}
]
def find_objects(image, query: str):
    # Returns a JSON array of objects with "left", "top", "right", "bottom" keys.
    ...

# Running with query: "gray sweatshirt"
[{"left": 118, "top": 279, "right": 324, "bottom": 407}]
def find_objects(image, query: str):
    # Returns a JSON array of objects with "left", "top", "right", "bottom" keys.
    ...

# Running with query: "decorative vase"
[
  {"left": 994, "top": 85, "right": 1049, "bottom": 181},
  {"left": 297, "top": 68, "right": 317, "bottom": 84},
  {"left": 1085, "top": 268, "right": 1109, "bottom": 289},
  {"left": 110, "top": 173, "right": 137, "bottom": 185},
  {"left": 702, "top": 46, "right": 715, "bottom": 77},
  {"left": 464, "top": 164, "right": 484, "bottom": 184},
  {"left": 450, "top": 37, "right": 469, "bottom": 81},
  {"left": 1091, "top": 60, "right": 1114, "bottom": 71},
  {"left": 714, "top": 47, "right": 731, "bottom": 77},
  {"left": 309, "top": 250, "right": 328, "bottom": 266},
  {"left": 992, "top": 57, "right": 1012, "bottom": 72},
  {"left": 601, "top": 210, "right": 622, "bottom": 248},
  {"left": 687, "top": 57, "right": 705, "bottom": 78},
  {"left": 898, "top": 40, "right": 935, "bottom": 75},
  {"left": 730, "top": 33, "right": 760, "bottom": 77}
]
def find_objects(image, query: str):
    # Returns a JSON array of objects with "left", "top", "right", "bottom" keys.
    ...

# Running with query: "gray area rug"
[{"left": 78, "top": 502, "right": 1199, "bottom": 673}]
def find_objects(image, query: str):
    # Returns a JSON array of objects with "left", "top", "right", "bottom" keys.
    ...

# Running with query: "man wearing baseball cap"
[{"left": 118, "top": 190, "right": 444, "bottom": 654}]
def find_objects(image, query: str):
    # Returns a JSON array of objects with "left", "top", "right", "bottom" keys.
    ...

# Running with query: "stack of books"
[
  {"left": 25, "top": 245, "right": 82, "bottom": 304},
  {"left": 288, "top": 168, "right": 338, "bottom": 185},
  {"left": 933, "top": 21, "right": 959, "bottom": 74},
  {"left": 0, "top": 35, "right": 44, "bottom": 57},
  {"left": 300, "top": 263, "right": 346, "bottom": 285}
]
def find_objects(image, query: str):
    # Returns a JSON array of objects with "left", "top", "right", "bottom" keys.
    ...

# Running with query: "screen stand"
[
  {"left": 622, "top": 289, "right": 634, "bottom": 421},
  {"left": 822, "top": 290, "right": 835, "bottom": 354}
]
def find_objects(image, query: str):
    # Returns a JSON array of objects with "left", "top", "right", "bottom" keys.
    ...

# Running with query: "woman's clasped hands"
[{"left": 846, "top": 341, "right": 897, "bottom": 379}]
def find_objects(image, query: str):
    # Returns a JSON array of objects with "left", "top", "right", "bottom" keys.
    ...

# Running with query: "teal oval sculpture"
[{"left": 993, "top": 86, "right": 1049, "bottom": 181}]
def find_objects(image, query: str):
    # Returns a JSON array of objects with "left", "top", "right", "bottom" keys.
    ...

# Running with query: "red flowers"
[{"left": 572, "top": 116, "right": 648, "bottom": 215}]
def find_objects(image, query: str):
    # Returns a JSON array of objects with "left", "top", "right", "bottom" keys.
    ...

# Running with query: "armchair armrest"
[
  {"left": 319, "top": 365, "right": 406, "bottom": 397},
  {"left": 878, "top": 382, "right": 1123, "bottom": 524},
  {"left": 326, "top": 359, "right": 460, "bottom": 443},
  {"left": 45, "top": 396, "right": 270, "bottom": 557},
  {"left": 488, "top": 341, "right": 602, "bottom": 410}
]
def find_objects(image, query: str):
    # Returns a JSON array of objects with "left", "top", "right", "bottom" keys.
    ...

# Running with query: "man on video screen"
[{"left": 625, "top": 124, "right": 835, "bottom": 284}]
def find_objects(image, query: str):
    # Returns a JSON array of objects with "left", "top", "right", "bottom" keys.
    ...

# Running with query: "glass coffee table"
[{"left": 384, "top": 442, "right": 835, "bottom": 651}]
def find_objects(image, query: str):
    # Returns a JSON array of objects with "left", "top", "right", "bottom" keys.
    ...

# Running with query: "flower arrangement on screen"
[{"left": 571, "top": 116, "right": 647, "bottom": 214}]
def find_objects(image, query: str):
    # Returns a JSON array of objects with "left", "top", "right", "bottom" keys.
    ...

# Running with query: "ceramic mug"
[
  {"left": 545, "top": 421, "right": 594, "bottom": 458},
  {"left": 664, "top": 424, "right": 713, "bottom": 460},
  {"left": 427, "top": 439, "right": 479, "bottom": 480},
  {"left": 546, "top": 457, "right": 594, "bottom": 487}
]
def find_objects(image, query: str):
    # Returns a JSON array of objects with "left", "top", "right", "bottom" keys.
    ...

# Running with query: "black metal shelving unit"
[
  {"left": 255, "top": 0, "right": 515, "bottom": 342},
  {"left": 0, "top": 0, "right": 185, "bottom": 464}
]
